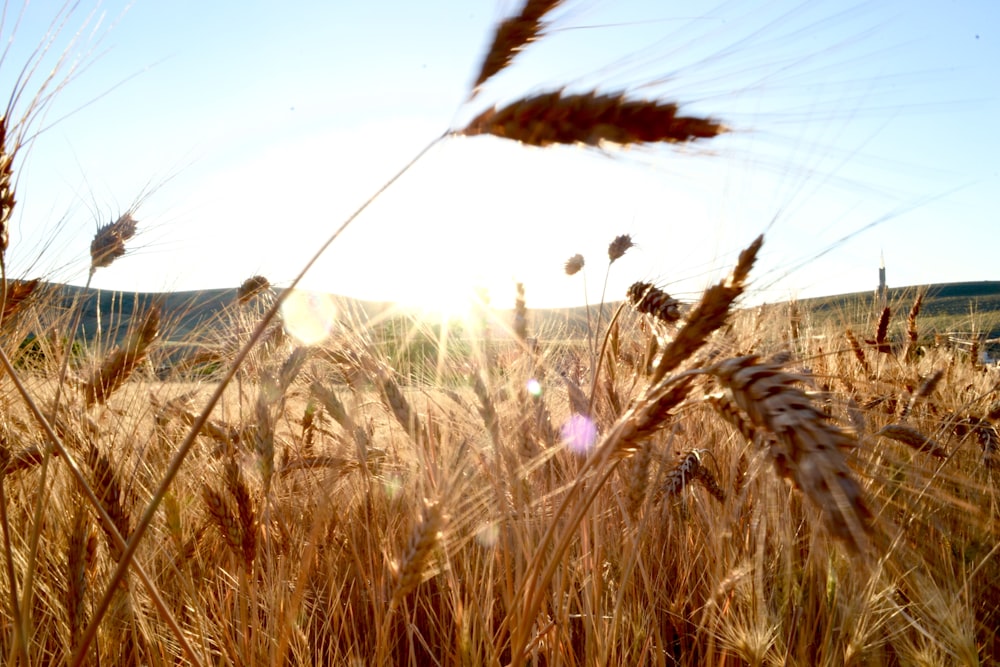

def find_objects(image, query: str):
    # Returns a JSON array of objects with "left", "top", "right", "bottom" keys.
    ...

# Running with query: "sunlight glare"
[{"left": 280, "top": 289, "right": 338, "bottom": 345}]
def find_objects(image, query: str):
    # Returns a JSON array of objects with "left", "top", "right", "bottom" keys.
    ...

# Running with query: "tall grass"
[{"left": 0, "top": 2, "right": 996, "bottom": 666}]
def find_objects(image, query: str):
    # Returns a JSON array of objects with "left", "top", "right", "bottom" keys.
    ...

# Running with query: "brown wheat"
[{"left": 459, "top": 91, "right": 725, "bottom": 147}]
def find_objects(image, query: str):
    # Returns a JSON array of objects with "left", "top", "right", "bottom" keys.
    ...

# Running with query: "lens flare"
[
  {"left": 475, "top": 522, "right": 499, "bottom": 548},
  {"left": 526, "top": 378, "right": 542, "bottom": 396},
  {"left": 280, "top": 289, "right": 338, "bottom": 345},
  {"left": 561, "top": 414, "right": 597, "bottom": 455}
]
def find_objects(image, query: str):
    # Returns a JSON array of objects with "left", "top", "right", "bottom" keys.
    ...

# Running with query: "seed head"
[
  {"left": 564, "top": 254, "right": 585, "bottom": 276},
  {"left": 608, "top": 234, "right": 634, "bottom": 263},
  {"left": 90, "top": 212, "right": 137, "bottom": 271},
  {"left": 238, "top": 275, "right": 271, "bottom": 304}
]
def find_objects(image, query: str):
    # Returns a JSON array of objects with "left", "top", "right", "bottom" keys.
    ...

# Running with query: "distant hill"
[
  {"left": 24, "top": 280, "right": 1000, "bottom": 353},
  {"left": 793, "top": 281, "right": 1000, "bottom": 340}
]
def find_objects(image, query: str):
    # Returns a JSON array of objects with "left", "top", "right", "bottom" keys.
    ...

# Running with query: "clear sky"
[{"left": 2, "top": 0, "right": 997, "bottom": 314}]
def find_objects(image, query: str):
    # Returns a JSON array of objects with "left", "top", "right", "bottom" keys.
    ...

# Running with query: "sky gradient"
[{"left": 3, "top": 0, "right": 997, "bottom": 313}]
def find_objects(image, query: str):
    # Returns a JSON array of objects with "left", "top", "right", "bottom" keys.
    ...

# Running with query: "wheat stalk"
[{"left": 459, "top": 91, "right": 725, "bottom": 147}]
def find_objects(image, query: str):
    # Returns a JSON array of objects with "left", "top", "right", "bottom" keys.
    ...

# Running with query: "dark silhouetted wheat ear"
[
  {"left": 459, "top": 91, "right": 725, "bottom": 147},
  {"left": 471, "top": 0, "right": 563, "bottom": 94},
  {"left": 627, "top": 282, "right": 682, "bottom": 324}
]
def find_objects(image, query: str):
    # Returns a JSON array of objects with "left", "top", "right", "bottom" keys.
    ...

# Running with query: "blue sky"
[{"left": 2, "top": 0, "right": 998, "bottom": 312}]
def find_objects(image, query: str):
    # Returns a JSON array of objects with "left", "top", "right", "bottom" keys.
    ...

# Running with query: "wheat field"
[{"left": 0, "top": 2, "right": 997, "bottom": 666}]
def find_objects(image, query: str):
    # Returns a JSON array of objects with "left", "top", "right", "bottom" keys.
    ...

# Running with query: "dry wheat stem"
[
  {"left": 0, "top": 345, "right": 204, "bottom": 666},
  {"left": 72, "top": 134, "right": 448, "bottom": 667},
  {"left": 510, "top": 367, "right": 700, "bottom": 664},
  {"left": 0, "top": 446, "right": 27, "bottom": 664}
]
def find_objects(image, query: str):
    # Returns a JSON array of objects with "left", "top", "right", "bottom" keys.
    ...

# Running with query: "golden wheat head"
[{"left": 710, "top": 355, "right": 874, "bottom": 552}]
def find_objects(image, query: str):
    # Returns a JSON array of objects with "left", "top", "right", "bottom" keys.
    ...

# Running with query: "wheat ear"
[
  {"left": 624, "top": 439, "right": 653, "bottom": 519},
  {"left": 87, "top": 443, "right": 133, "bottom": 562},
  {"left": 472, "top": 0, "right": 563, "bottom": 93},
  {"left": 0, "top": 117, "right": 12, "bottom": 264},
  {"left": 459, "top": 91, "right": 725, "bottom": 147},
  {"left": 845, "top": 328, "right": 870, "bottom": 375},
  {"left": 650, "top": 234, "right": 763, "bottom": 385},
  {"left": 90, "top": 212, "right": 138, "bottom": 272},
  {"left": 390, "top": 498, "right": 445, "bottom": 605},
  {"left": 903, "top": 289, "right": 925, "bottom": 361},
  {"left": 66, "top": 505, "right": 95, "bottom": 652},
  {"left": 876, "top": 424, "right": 948, "bottom": 458},
  {"left": 710, "top": 355, "right": 873, "bottom": 552},
  {"left": 899, "top": 369, "right": 943, "bottom": 421},
  {"left": 83, "top": 305, "right": 160, "bottom": 406},
  {"left": 866, "top": 307, "right": 892, "bottom": 354},
  {"left": 1, "top": 278, "right": 40, "bottom": 324},
  {"left": 627, "top": 282, "right": 682, "bottom": 324}
]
